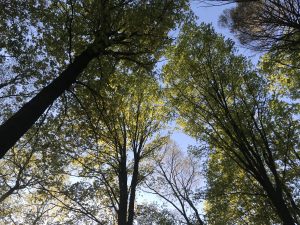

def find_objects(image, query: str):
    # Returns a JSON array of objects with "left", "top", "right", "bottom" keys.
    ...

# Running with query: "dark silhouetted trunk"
[
  {"left": 118, "top": 147, "right": 128, "bottom": 225},
  {"left": 261, "top": 177, "right": 296, "bottom": 225},
  {"left": 127, "top": 158, "right": 140, "bottom": 225},
  {"left": 0, "top": 186, "right": 18, "bottom": 202},
  {"left": 0, "top": 44, "right": 102, "bottom": 158}
]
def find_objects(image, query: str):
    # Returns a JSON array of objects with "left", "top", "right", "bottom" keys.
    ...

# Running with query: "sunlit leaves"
[{"left": 163, "top": 22, "right": 300, "bottom": 224}]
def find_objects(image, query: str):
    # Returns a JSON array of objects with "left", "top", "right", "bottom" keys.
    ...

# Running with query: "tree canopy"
[
  {"left": 163, "top": 22, "right": 300, "bottom": 225},
  {"left": 0, "top": 0, "right": 189, "bottom": 158},
  {"left": 0, "top": 2, "right": 299, "bottom": 225}
]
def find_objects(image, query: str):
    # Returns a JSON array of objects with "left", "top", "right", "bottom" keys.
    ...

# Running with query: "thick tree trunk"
[
  {"left": 0, "top": 43, "right": 102, "bottom": 159},
  {"left": 260, "top": 174, "right": 296, "bottom": 225},
  {"left": 268, "top": 188, "right": 296, "bottom": 225}
]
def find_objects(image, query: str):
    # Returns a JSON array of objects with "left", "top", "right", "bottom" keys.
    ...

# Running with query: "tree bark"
[
  {"left": 118, "top": 147, "right": 128, "bottom": 225},
  {"left": 265, "top": 182, "right": 296, "bottom": 225},
  {"left": 255, "top": 171, "right": 296, "bottom": 225},
  {"left": 0, "top": 43, "right": 103, "bottom": 159},
  {"left": 127, "top": 158, "right": 140, "bottom": 225},
  {"left": 0, "top": 185, "right": 18, "bottom": 202}
]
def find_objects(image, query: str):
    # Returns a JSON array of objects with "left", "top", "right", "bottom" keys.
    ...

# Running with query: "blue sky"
[{"left": 192, "top": 1, "right": 233, "bottom": 36}]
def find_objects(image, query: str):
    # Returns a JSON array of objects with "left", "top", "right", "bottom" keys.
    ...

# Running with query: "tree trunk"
[
  {"left": 269, "top": 189, "right": 296, "bottom": 225},
  {"left": 0, "top": 186, "right": 18, "bottom": 202},
  {"left": 118, "top": 147, "right": 128, "bottom": 225},
  {"left": 260, "top": 175, "right": 296, "bottom": 225},
  {"left": 0, "top": 43, "right": 102, "bottom": 158},
  {"left": 127, "top": 158, "right": 140, "bottom": 225}
]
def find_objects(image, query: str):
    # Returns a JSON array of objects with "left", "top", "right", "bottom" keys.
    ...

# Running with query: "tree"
[
  {"left": 217, "top": 0, "right": 300, "bottom": 53},
  {"left": 31, "top": 68, "right": 170, "bottom": 225},
  {"left": 215, "top": 0, "right": 300, "bottom": 101},
  {"left": 146, "top": 142, "right": 205, "bottom": 225},
  {"left": 164, "top": 23, "right": 300, "bottom": 225},
  {"left": 0, "top": 0, "right": 189, "bottom": 158}
]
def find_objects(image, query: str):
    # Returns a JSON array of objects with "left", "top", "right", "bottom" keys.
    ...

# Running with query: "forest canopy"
[{"left": 0, "top": 1, "right": 299, "bottom": 225}]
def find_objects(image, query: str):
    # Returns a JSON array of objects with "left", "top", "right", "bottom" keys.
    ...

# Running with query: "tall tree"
[
  {"left": 164, "top": 23, "right": 300, "bottom": 225},
  {"left": 0, "top": 0, "right": 189, "bottom": 158},
  {"left": 217, "top": 0, "right": 300, "bottom": 52},
  {"left": 33, "top": 68, "right": 170, "bottom": 225}
]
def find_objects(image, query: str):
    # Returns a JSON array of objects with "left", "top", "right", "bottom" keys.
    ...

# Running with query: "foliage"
[
  {"left": 0, "top": 0, "right": 190, "bottom": 157},
  {"left": 135, "top": 203, "right": 178, "bottom": 225},
  {"left": 205, "top": 148, "right": 279, "bottom": 225},
  {"left": 0, "top": 125, "right": 68, "bottom": 224},
  {"left": 259, "top": 52, "right": 300, "bottom": 99},
  {"left": 218, "top": 0, "right": 300, "bottom": 53},
  {"left": 164, "top": 22, "right": 300, "bottom": 224},
  {"left": 1, "top": 2, "right": 300, "bottom": 224}
]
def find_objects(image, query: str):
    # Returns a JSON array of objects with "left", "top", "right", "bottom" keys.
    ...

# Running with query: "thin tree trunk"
[
  {"left": 118, "top": 147, "right": 128, "bottom": 225},
  {"left": 0, "top": 43, "right": 103, "bottom": 158},
  {"left": 127, "top": 158, "right": 139, "bottom": 225},
  {"left": 0, "top": 186, "right": 18, "bottom": 202}
]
